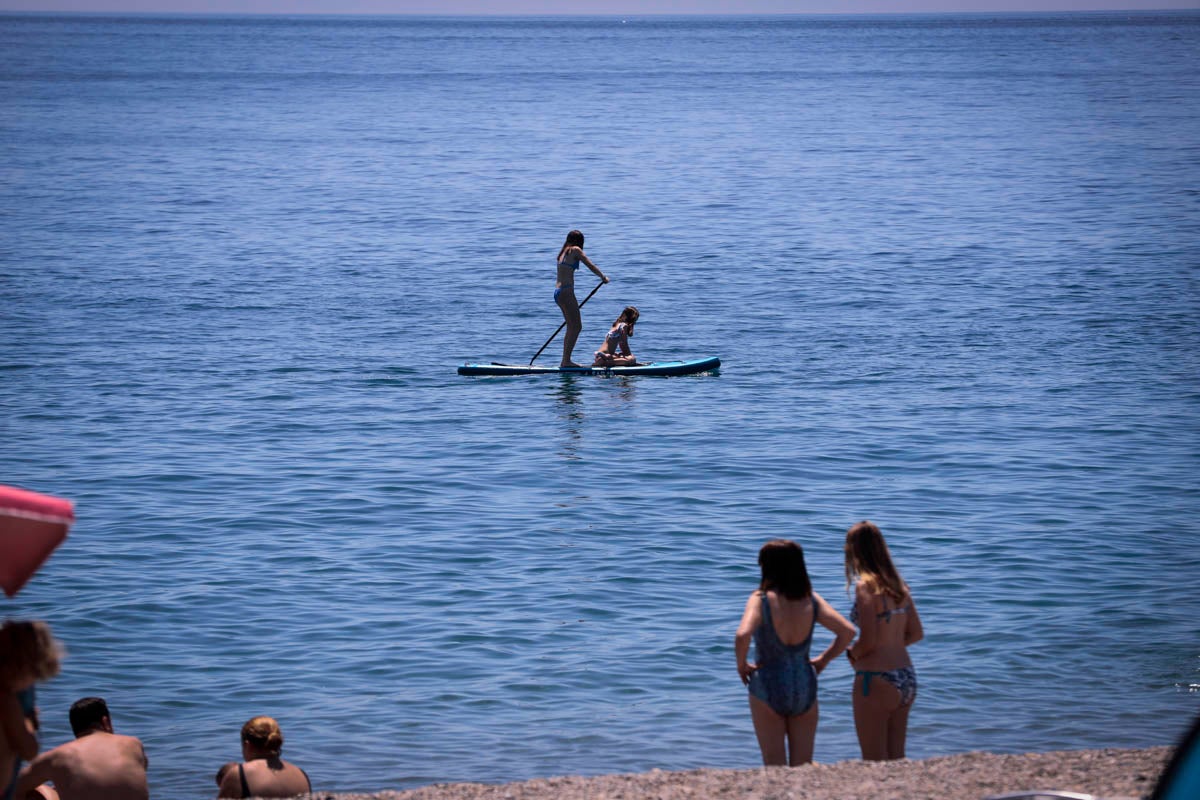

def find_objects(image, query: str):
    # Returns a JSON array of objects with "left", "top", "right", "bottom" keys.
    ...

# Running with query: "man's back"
[{"left": 19, "top": 731, "right": 149, "bottom": 800}]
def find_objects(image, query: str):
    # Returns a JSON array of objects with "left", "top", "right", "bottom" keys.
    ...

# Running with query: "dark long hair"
[
  {"left": 557, "top": 229, "right": 585, "bottom": 262},
  {"left": 844, "top": 520, "right": 908, "bottom": 604},
  {"left": 613, "top": 306, "right": 639, "bottom": 334},
  {"left": 757, "top": 539, "right": 812, "bottom": 600}
]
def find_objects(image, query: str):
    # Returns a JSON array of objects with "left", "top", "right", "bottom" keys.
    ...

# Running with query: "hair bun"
[{"left": 241, "top": 716, "right": 284, "bottom": 754}]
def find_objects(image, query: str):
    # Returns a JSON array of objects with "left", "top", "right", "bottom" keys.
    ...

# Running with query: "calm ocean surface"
[{"left": 2, "top": 10, "right": 1198, "bottom": 798}]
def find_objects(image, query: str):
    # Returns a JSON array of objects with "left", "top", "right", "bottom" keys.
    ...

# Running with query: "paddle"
[{"left": 529, "top": 279, "right": 606, "bottom": 365}]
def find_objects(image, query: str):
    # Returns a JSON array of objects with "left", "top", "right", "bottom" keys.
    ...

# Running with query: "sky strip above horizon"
[{"left": 1, "top": 0, "right": 1198, "bottom": 14}]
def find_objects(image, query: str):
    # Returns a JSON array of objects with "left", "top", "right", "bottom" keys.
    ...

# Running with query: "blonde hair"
[
  {"left": 0, "top": 620, "right": 64, "bottom": 689},
  {"left": 844, "top": 521, "right": 908, "bottom": 605},
  {"left": 241, "top": 716, "right": 284, "bottom": 755}
]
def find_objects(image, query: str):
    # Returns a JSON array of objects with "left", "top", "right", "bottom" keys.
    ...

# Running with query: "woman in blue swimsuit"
[
  {"left": 0, "top": 621, "right": 63, "bottom": 800},
  {"left": 554, "top": 230, "right": 609, "bottom": 367},
  {"left": 735, "top": 540, "right": 855, "bottom": 766},
  {"left": 844, "top": 521, "right": 924, "bottom": 761}
]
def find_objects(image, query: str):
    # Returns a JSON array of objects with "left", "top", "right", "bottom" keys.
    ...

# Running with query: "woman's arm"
[
  {"left": 1, "top": 691, "right": 38, "bottom": 762},
  {"left": 617, "top": 328, "right": 632, "bottom": 356},
  {"left": 217, "top": 763, "right": 244, "bottom": 799},
  {"left": 734, "top": 592, "right": 762, "bottom": 685},
  {"left": 846, "top": 584, "right": 878, "bottom": 663},
  {"left": 576, "top": 250, "right": 609, "bottom": 283},
  {"left": 811, "top": 592, "right": 856, "bottom": 674},
  {"left": 904, "top": 595, "right": 924, "bottom": 646}
]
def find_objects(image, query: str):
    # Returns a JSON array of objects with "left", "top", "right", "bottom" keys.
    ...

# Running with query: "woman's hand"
[
  {"left": 601, "top": 273, "right": 610, "bottom": 283},
  {"left": 737, "top": 661, "right": 758, "bottom": 685}
]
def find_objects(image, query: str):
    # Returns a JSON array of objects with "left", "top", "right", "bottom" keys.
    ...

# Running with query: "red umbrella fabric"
[{"left": 0, "top": 485, "right": 74, "bottom": 598}]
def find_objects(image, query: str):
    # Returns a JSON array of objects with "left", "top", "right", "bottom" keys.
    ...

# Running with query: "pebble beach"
[{"left": 306, "top": 747, "right": 1171, "bottom": 800}]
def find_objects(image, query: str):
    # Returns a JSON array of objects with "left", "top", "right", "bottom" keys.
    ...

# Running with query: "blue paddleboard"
[{"left": 457, "top": 356, "right": 721, "bottom": 377}]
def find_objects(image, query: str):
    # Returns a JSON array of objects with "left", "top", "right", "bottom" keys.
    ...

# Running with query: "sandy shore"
[{"left": 306, "top": 746, "right": 1171, "bottom": 800}]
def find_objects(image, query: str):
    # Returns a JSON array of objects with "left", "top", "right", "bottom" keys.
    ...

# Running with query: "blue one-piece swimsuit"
[
  {"left": 3, "top": 687, "right": 36, "bottom": 800},
  {"left": 747, "top": 593, "right": 818, "bottom": 717}
]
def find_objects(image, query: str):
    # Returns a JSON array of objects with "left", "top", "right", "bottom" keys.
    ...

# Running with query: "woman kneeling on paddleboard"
[
  {"left": 593, "top": 306, "right": 639, "bottom": 367},
  {"left": 555, "top": 230, "right": 608, "bottom": 367}
]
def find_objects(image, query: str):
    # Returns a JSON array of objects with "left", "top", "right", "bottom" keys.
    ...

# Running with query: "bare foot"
[{"left": 560, "top": 361, "right": 584, "bottom": 368}]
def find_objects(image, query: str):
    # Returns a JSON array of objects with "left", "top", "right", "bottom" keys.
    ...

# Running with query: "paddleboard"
[{"left": 458, "top": 356, "right": 720, "bottom": 377}]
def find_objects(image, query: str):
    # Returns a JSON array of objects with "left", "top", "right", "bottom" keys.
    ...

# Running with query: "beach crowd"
[{"left": 2, "top": 520, "right": 919, "bottom": 799}]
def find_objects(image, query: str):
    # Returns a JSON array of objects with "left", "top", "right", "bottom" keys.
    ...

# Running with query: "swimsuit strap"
[
  {"left": 857, "top": 669, "right": 881, "bottom": 696},
  {"left": 238, "top": 763, "right": 251, "bottom": 799},
  {"left": 760, "top": 592, "right": 816, "bottom": 649},
  {"left": 876, "top": 595, "right": 909, "bottom": 623}
]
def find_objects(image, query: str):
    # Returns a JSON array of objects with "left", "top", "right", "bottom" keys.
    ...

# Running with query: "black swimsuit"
[{"left": 236, "top": 762, "right": 312, "bottom": 798}]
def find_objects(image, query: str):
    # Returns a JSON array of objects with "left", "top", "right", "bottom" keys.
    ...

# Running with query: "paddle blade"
[{"left": 0, "top": 485, "right": 74, "bottom": 597}]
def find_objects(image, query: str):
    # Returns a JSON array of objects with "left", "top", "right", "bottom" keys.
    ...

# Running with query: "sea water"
[{"left": 1, "top": 11, "right": 1198, "bottom": 798}]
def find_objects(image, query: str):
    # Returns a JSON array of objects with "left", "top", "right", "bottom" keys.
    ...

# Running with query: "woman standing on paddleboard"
[{"left": 555, "top": 230, "right": 608, "bottom": 367}]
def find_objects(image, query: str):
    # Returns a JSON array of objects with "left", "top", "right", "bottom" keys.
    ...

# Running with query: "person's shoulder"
[
  {"left": 854, "top": 580, "right": 878, "bottom": 604},
  {"left": 216, "top": 762, "right": 243, "bottom": 796},
  {"left": 27, "top": 737, "right": 73, "bottom": 768}
]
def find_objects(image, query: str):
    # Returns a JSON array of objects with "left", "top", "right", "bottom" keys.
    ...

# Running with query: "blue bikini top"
[{"left": 850, "top": 590, "right": 909, "bottom": 626}]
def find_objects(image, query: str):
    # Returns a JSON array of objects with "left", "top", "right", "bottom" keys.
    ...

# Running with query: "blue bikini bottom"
[{"left": 857, "top": 665, "right": 917, "bottom": 707}]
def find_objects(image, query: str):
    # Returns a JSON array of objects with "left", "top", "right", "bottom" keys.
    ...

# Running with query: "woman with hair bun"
[
  {"left": 735, "top": 539, "right": 856, "bottom": 766},
  {"left": 844, "top": 521, "right": 924, "bottom": 761},
  {"left": 215, "top": 716, "right": 310, "bottom": 799}
]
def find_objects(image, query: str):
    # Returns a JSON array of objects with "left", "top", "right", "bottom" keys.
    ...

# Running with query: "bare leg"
[
  {"left": 557, "top": 292, "right": 583, "bottom": 367},
  {"left": 748, "top": 694, "right": 787, "bottom": 767},
  {"left": 785, "top": 700, "right": 819, "bottom": 766},
  {"left": 852, "top": 673, "right": 901, "bottom": 761},
  {"left": 887, "top": 700, "right": 911, "bottom": 760}
]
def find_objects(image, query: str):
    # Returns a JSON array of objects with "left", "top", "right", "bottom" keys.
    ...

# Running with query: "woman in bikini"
[
  {"left": 735, "top": 540, "right": 856, "bottom": 767},
  {"left": 215, "top": 716, "right": 310, "bottom": 799},
  {"left": 593, "top": 306, "right": 639, "bottom": 367},
  {"left": 844, "top": 520, "right": 924, "bottom": 761},
  {"left": 555, "top": 230, "right": 609, "bottom": 367}
]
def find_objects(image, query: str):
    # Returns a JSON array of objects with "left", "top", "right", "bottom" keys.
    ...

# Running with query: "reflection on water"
[
  {"left": 550, "top": 375, "right": 640, "bottom": 459},
  {"left": 552, "top": 375, "right": 585, "bottom": 459}
]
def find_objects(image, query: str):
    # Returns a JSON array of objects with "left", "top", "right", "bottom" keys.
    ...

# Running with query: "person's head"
[
  {"left": 615, "top": 306, "right": 639, "bottom": 332},
  {"left": 0, "top": 619, "right": 64, "bottom": 690},
  {"left": 558, "top": 229, "right": 585, "bottom": 259},
  {"left": 69, "top": 696, "right": 112, "bottom": 737},
  {"left": 757, "top": 539, "right": 812, "bottom": 600},
  {"left": 844, "top": 520, "right": 907, "bottom": 603},
  {"left": 241, "top": 716, "right": 284, "bottom": 758}
]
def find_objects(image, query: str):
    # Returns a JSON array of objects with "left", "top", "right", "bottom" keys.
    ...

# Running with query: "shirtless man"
[{"left": 16, "top": 698, "right": 148, "bottom": 800}]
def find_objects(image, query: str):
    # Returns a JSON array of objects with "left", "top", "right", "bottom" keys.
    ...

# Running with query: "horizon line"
[{"left": 0, "top": 5, "right": 1193, "bottom": 14}]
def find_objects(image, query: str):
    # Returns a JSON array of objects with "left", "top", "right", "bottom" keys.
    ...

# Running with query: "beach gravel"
[{"left": 298, "top": 746, "right": 1170, "bottom": 800}]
